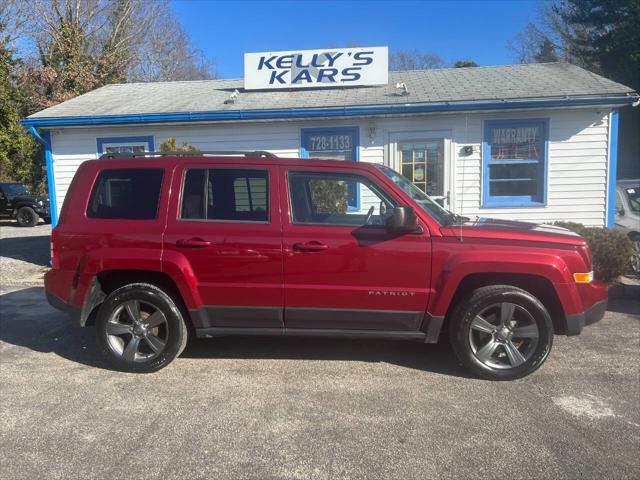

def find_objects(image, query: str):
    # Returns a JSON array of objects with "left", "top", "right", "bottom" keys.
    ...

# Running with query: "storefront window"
[
  {"left": 96, "top": 136, "right": 154, "bottom": 157},
  {"left": 301, "top": 127, "right": 359, "bottom": 209},
  {"left": 483, "top": 119, "right": 548, "bottom": 207}
]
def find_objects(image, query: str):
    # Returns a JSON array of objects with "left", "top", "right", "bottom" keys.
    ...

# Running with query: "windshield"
[
  {"left": 376, "top": 165, "right": 453, "bottom": 224},
  {"left": 623, "top": 186, "right": 640, "bottom": 212},
  {"left": 2, "top": 183, "right": 29, "bottom": 195}
]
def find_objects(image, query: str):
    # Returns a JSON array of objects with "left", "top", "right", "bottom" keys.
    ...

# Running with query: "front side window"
[
  {"left": 301, "top": 127, "right": 359, "bottom": 210},
  {"left": 87, "top": 168, "right": 163, "bottom": 219},
  {"left": 181, "top": 168, "right": 269, "bottom": 222},
  {"left": 483, "top": 119, "right": 548, "bottom": 207},
  {"left": 289, "top": 172, "right": 395, "bottom": 227},
  {"left": 1, "top": 183, "right": 29, "bottom": 196}
]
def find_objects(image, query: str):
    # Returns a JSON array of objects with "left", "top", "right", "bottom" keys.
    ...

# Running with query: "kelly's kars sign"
[{"left": 244, "top": 47, "right": 388, "bottom": 90}]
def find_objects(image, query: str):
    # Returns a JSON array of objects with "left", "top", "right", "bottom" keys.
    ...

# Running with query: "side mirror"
[{"left": 386, "top": 206, "right": 419, "bottom": 232}]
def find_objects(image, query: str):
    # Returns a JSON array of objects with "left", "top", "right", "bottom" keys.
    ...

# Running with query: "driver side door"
[{"left": 281, "top": 167, "right": 432, "bottom": 332}]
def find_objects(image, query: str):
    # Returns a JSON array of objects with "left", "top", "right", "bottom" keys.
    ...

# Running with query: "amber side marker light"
[{"left": 573, "top": 272, "right": 593, "bottom": 283}]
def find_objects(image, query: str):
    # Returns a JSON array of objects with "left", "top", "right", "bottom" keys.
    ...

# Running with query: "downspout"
[{"left": 27, "top": 126, "right": 58, "bottom": 227}]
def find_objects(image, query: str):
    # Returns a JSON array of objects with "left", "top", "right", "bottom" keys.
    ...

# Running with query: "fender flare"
[{"left": 428, "top": 251, "right": 578, "bottom": 317}]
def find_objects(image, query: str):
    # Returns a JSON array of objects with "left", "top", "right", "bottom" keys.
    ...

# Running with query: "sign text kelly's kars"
[{"left": 244, "top": 47, "right": 388, "bottom": 90}]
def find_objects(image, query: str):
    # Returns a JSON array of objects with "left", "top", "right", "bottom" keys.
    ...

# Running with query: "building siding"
[{"left": 48, "top": 107, "right": 611, "bottom": 227}]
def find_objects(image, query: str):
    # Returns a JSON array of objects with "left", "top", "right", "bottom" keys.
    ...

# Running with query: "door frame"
[{"left": 387, "top": 129, "right": 453, "bottom": 208}]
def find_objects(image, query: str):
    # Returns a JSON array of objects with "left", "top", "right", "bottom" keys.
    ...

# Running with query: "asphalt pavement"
[{"left": 0, "top": 285, "right": 638, "bottom": 479}]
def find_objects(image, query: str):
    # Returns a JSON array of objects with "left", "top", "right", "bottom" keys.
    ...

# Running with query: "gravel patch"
[
  {"left": 0, "top": 221, "right": 51, "bottom": 286},
  {"left": 0, "top": 287, "right": 638, "bottom": 480}
]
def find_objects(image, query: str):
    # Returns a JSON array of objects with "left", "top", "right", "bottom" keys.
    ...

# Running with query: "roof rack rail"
[{"left": 99, "top": 150, "right": 277, "bottom": 159}]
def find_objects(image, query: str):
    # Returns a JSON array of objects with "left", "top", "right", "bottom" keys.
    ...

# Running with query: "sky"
[{"left": 171, "top": 0, "right": 539, "bottom": 79}]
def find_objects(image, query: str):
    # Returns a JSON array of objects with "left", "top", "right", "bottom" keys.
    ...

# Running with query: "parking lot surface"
[{"left": 0, "top": 222, "right": 639, "bottom": 479}]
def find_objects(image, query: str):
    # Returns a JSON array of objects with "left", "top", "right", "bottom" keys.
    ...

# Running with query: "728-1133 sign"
[
  {"left": 244, "top": 46, "right": 388, "bottom": 90},
  {"left": 308, "top": 134, "right": 351, "bottom": 152}
]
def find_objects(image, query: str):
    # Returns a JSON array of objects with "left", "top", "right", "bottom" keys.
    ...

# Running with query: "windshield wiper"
[{"left": 442, "top": 212, "right": 469, "bottom": 226}]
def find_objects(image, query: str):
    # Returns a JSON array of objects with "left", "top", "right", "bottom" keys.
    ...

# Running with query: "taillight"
[{"left": 50, "top": 228, "right": 59, "bottom": 269}]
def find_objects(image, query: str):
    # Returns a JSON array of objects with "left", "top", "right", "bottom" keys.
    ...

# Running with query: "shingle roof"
[{"left": 27, "top": 62, "right": 635, "bottom": 119}]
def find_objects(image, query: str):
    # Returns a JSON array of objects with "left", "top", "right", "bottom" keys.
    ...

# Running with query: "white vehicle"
[{"left": 615, "top": 179, "right": 640, "bottom": 273}]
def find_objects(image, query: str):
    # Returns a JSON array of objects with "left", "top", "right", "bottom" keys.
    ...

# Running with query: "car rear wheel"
[
  {"left": 449, "top": 285, "right": 553, "bottom": 380},
  {"left": 96, "top": 283, "right": 188, "bottom": 373},
  {"left": 16, "top": 206, "right": 38, "bottom": 227}
]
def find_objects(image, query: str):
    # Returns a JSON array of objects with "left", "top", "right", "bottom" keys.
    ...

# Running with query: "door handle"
[
  {"left": 293, "top": 241, "right": 329, "bottom": 252},
  {"left": 176, "top": 238, "right": 211, "bottom": 248}
]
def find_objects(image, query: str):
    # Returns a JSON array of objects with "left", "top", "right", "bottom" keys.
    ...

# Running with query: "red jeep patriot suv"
[{"left": 45, "top": 151, "right": 607, "bottom": 379}]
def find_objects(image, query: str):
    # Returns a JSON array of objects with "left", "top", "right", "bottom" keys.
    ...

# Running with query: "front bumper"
[{"left": 565, "top": 299, "right": 607, "bottom": 336}]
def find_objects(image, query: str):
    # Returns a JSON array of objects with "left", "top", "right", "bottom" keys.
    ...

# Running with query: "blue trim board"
[
  {"left": 27, "top": 127, "right": 58, "bottom": 226},
  {"left": 21, "top": 96, "right": 636, "bottom": 128},
  {"left": 43, "top": 131, "right": 59, "bottom": 226},
  {"left": 300, "top": 126, "right": 361, "bottom": 210},
  {"left": 96, "top": 135, "right": 155, "bottom": 155},
  {"left": 482, "top": 118, "right": 549, "bottom": 208},
  {"left": 607, "top": 110, "right": 619, "bottom": 228}
]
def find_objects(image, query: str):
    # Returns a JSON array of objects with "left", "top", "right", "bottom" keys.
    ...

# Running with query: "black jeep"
[{"left": 0, "top": 182, "right": 50, "bottom": 227}]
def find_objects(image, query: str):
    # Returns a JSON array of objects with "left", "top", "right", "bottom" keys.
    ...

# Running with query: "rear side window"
[
  {"left": 180, "top": 168, "right": 269, "bottom": 222},
  {"left": 87, "top": 168, "right": 163, "bottom": 219}
]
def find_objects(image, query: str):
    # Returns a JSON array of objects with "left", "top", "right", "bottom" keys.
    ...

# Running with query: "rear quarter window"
[{"left": 87, "top": 168, "right": 164, "bottom": 219}]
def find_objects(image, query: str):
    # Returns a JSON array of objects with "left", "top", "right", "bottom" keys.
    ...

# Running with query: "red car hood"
[{"left": 440, "top": 217, "right": 586, "bottom": 246}]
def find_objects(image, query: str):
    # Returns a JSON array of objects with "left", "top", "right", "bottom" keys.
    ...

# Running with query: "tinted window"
[
  {"left": 87, "top": 168, "right": 163, "bottom": 219},
  {"left": 289, "top": 172, "right": 394, "bottom": 226},
  {"left": 181, "top": 169, "right": 269, "bottom": 222}
]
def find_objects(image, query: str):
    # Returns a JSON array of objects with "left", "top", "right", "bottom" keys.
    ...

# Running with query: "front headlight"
[{"left": 37, "top": 200, "right": 44, "bottom": 206}]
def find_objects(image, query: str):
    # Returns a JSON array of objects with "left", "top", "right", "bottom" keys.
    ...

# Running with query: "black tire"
[
  {"left": 449, "top": 285, "right": 553, "bottom": 381},
  {"left": 16, "top": 206, "right": 38, "bottom": 227},
  {"left": 95, "top": 283, "right": 188, "bottom": 373}
]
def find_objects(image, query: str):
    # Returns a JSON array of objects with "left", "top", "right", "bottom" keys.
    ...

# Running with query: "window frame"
[
  {"left": 178, "top": 167, "right": 270, "bottom": 224},
  {"left": 482, "top": 118, "right": 548, "bottom": 208},
  {"left": 287, "top": 170, "right": 396, "bottom": 228},
  {"left": 299, "top": 126, "right": 360, "bottom": 211},
  {"left": 96, "top": 136, "right": 155, "bottom": 157}
]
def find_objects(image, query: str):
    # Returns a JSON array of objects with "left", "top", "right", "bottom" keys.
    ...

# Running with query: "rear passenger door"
[{"left": 163, "top": 163, "right": 283, "bottom": 334}]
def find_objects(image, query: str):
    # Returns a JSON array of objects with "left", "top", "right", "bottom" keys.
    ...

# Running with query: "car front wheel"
[
  {"left": 16, "top": 206, "right": 38, "bottom": 227},
  {"left": 95, "top": 283, "right": 188, "bottom": 373},
  {"left": 449, "top": 285, "right": 553, "bottom": 380}
]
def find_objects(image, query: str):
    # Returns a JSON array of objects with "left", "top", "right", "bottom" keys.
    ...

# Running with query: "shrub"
[
  {"left": 308, "top": 179, "right": 347, "bottom": 214},
  {"left": 159, "top": 137, "right": 199, "bottom": 152},
  {"left": 553, "top": 222, "right": 633, "bottom": 282}
]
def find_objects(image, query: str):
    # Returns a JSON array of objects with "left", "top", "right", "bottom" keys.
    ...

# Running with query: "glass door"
[{"left": 398, "top": 140, "right": 446, "bottom": 205}]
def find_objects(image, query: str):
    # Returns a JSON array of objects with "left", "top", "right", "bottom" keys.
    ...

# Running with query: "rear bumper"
[
  {"left": 565, "top": 298, "right": 608, "bottom": 336},
  {"left": 46, "top": 290, "right": 81, "bottom": 323}
]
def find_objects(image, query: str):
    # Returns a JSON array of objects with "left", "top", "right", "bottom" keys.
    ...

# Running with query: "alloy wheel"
[
  {"left": 468, "top": 302, "right": 539, "bottom": 370},
  {"left": 105, "top": 299, "right": 169, "bottom": 362},
  {"left": 631, "top": 239, "right": 640, "bottom": 274}
]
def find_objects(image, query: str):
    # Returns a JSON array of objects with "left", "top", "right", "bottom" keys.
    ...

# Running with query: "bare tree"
[
  {"left": 389, "top": 49, "right": 445, "bottom": 71},
  {"left": 16, "top": 0, "right": 215, "bottom": 99},
  {"left": 0, "top": 0, "right": 33, "bottom": 46},
  {"left": 129, "top": 2, "right": 216, "bottom": 82}
]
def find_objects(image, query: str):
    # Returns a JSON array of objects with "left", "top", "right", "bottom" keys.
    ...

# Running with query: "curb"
[{"left": 609, "top": 283, "right": 640, "bottom": 299}]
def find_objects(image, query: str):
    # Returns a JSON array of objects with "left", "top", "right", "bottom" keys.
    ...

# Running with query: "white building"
[{"left": 21, "top": 49, "right": 638, "bottom": 228}]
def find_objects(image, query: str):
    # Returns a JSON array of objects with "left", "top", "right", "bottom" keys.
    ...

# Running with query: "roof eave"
[{"left": 21, "top": 94, "right": 638, "bottom": 128}]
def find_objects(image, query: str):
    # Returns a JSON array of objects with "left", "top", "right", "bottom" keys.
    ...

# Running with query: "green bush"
[
  {"left": 308, "top": 179, "right": 347, "bottom": 214},
  {"left": 553, "top": 222, "right": 633, "bottom": 282}
]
